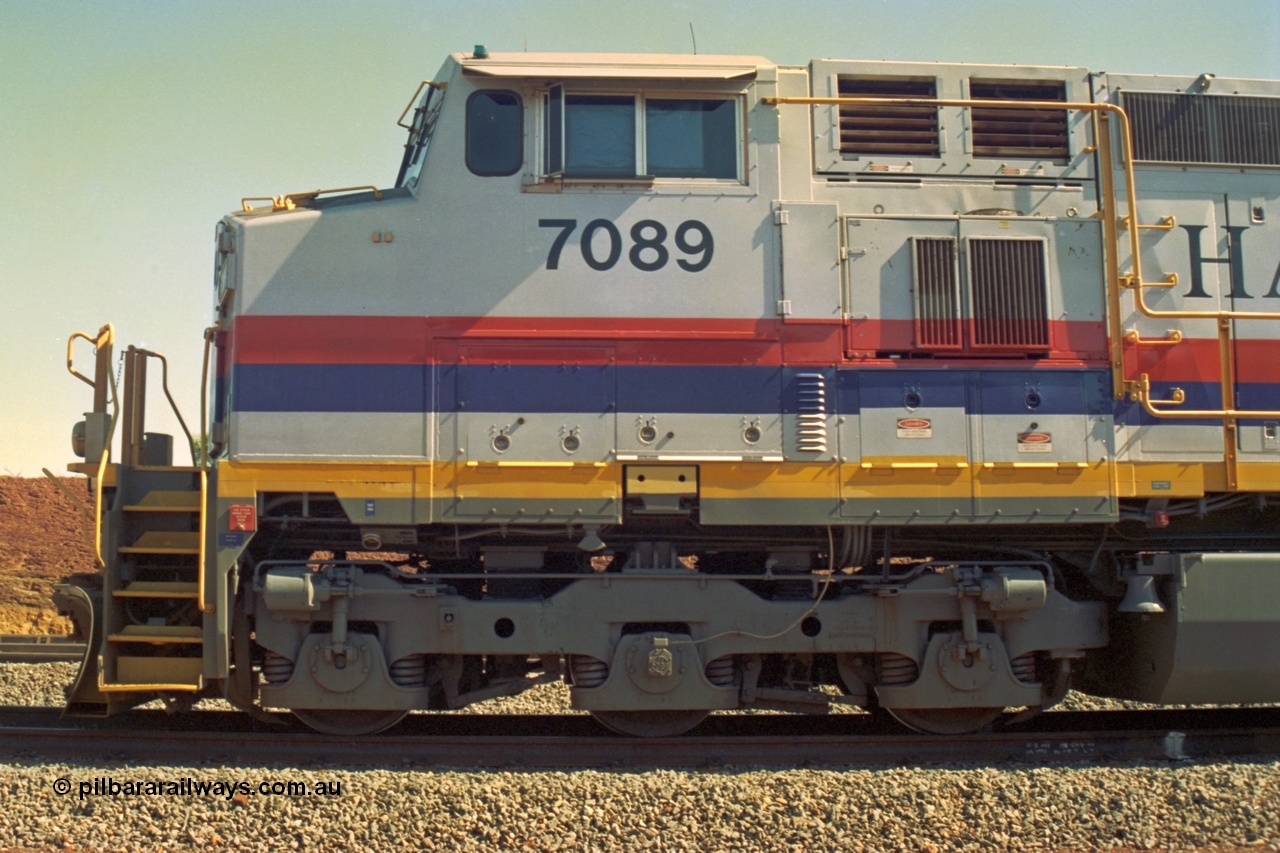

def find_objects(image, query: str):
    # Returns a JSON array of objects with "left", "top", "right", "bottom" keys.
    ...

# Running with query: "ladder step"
[
  {"left": 102, "top": 656, "right": 203, "bottom": 691},
  {"left": 124, "top": 490, "right": 201, "bottom": 512},
  {"left": 120, "top": 531, "right": 200, "bottom": 555},
  {"left": 107, "top": 625, "right": 203, "bottom": 645},
  {"left": 113, "top": 581, "right": 199, "bottom": 599}
]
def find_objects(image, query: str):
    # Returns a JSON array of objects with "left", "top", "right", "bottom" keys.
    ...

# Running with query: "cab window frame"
[
  {"left": 465, "top": 89, "right": 524, "bottom": 177},
  {"left": 543, "top": 86, "right": 743, "bottom": 183}
]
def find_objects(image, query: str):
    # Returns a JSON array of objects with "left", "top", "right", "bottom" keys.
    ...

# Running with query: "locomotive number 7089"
[{"left": 538, "top": 218, "right": 714, "bottom": 273}]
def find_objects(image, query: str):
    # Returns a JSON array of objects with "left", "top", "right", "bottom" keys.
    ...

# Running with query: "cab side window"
[
  {"left": 565, "top": 95, "right": 636, "bottom": 177},
  {"left": 545, "top": 87, "right": 740, "bottom": 181},
  {"left": 645, "top": 98, "right": 737, "bottom": 179},
  {"left": 466, "top": 90, "right": 523, "bottom": 176}
]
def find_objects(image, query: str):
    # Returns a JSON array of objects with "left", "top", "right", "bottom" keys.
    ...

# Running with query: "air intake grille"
[
  {"left": 968, "top": 239, "right": 1050, "bottom": 349},
  {"left": 970, "top": 80, "right": 1069, "bottom": 160},
  {"left": 837, "top": 77, "right": 940, "bottom": 157},
  {"left": 1123, "top": 91, "right": 1280, "bottom": 166},
  {"left": 912, "top": 237, "right": 962, "bottom": 349}
]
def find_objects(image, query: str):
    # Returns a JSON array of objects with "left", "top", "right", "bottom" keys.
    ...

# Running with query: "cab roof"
[{"left": 455, "top": 51, "right": 770, "bottom": 80}]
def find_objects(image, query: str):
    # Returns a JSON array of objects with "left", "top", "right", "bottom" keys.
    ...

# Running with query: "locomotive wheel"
[
  {"left": 590, "top": 710, "right": 708, "bottom": 738},
  {"left": 292, "top": 708, "right": 408, "bottom": 735},
  {"left": 886, "top": 706, "right": 1004, "bottom": 735}
]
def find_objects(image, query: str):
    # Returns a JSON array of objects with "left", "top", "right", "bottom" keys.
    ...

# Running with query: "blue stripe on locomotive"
[
  {"left": 232, "top": 364, "right": 428, "bottom": 413},
  {"left": 229, "top": 364, "right": 1164, "bottom": 418}
]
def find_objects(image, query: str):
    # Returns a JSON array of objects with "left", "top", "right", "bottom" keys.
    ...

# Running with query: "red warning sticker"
[
  {"left": 897, "top": 418, "right": 933, "bottom": 439},
  {"left": 1017, "top": 431, "right": 1053, "bottom": 453},
  {"left": 228, "top": 504, "right": 257, "bottom": 532}
]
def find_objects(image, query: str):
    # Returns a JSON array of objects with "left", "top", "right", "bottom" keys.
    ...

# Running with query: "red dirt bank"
[{"left": 0, "top": 476, "right": 92, "bottom": 633}]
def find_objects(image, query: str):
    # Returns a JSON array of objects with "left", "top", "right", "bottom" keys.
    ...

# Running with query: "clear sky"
[{"left": 3, "top": 0, "right": 1279, "bottom": 476}]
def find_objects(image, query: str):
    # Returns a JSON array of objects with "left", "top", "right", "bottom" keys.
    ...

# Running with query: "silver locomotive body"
[{"left": 59, "top": 52, "right": 1280, "bottom": 734}]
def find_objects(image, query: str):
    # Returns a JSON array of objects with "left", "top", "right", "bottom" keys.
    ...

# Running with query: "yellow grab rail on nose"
[
  {"left": 241, "top": 185, "right": 384, "bottom": 213},
  {"left": 65, "top": 324, "right": 118, "bottom": 569}
]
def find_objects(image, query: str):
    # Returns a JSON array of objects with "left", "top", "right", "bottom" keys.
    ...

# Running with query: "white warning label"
[
  {"left": 897, "top": 418, "right": 933, "bottom": 439},
  {"left": 1017, "top": 432, "right": 1053, "bottom": 453}
]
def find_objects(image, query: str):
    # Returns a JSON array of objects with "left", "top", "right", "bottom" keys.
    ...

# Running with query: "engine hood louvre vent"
[
  {"left": 969, "top": 80, "right": 1069, "bottom": 161},
  {"left": 1122, "top": 90, "right": 1280, "bottom": 166},
  {"left": 836, "top": 76, "right": 940, "bottom": 158}
]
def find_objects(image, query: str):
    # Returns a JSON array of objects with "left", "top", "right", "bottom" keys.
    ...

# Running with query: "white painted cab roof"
[{"left": 456, "top": 51, "right": 770, "bottom": 80}]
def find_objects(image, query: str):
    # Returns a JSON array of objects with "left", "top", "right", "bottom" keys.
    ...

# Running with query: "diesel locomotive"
[{"left": 54, "top": 49, "right": 1280, "bottom": 736}]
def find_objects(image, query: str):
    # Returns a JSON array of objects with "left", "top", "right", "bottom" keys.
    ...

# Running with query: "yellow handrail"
[
  {"left": 66, "top": 330, "right": 105, "bottom": 388},
  {"left": 65, "top": 325, "right": 118, "bottom": 569},
  {"left": 241, "top": 185, "right": 383, "bottom": 213},
  {"left": 198, "top": 466, "right": 211, "bottom": 614},
  {"left": 1124, "top": 329, "right": 1182, "bottom": 346},
  {"left": 91, "top": 361, "right": 120, "bottom": 570},
  {"left": 66, "top": 324, "right": 114, "bottom": 409},
  {"left": 1123, "top": 277, "right": 1280, "bottom": 321},
  {"left": 198, "top": 323, "right": 221, "bottom": 469},
  {"left": 397, "top": 80, "right": 447, "bottom": 129},
  {"left": 1119, "top": 215, "right": 1176, "bottom": 231},
  {"left": 1121, "top": 273, "right": 1179, "bottom": 289},
  {"left": 1128, "top": 374, "right": 1280, "bottom": 420},
  {"left": 131, "top": 348, "right": 197, "bottom": 466}
]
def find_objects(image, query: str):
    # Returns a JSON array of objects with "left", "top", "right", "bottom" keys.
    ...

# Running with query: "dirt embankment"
[{"left": 0, "top": 476, "right": 93, "bottom": 634}]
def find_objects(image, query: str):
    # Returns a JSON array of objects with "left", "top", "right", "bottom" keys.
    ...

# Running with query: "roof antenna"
[{"left": 689, "top": 22, "right": 697, "bottom": 55}]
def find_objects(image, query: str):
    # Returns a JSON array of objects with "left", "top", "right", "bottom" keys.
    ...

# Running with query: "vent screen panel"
[
  {"left": 795, "top": 373, "right": 828, "bottom": 454},
  {"left": 912, "top": 238, "right": 962, "bottom": 349},
  {"left": 837, "top": 77, "right": 940, "bottom": 157},
  {"left": 1123, "top": 91, "right": 1280, "bottom": 166},
  {"left": 968, "top": 239, "right": 1050, "bottom": 350},
  {"left": 969, "top": 80, "right": 1069, "bottom": 160}
]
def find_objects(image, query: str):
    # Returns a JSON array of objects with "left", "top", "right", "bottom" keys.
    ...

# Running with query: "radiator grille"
[
  {"left": 1123, "top": 91, "right": 1280, "bottom": 166},
  {"left": 912, "top": 237, "right": 962, "bottom": 349},
  {"left": 970, "top": 80, "right": 1069, "bottom": 160},
  {"left": 837, "top": 77, "right": 940, "bottom": 157},
  {"left": 968, "top": 239, "right": 1050, "bottom": 349}
]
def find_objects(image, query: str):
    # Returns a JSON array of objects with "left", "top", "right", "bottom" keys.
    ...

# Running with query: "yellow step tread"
[
  {"left": 107, "top": 625, "right": 203, "bottom": 644},
  {"left": 113, "top": 581, "right": 199, "bottom": 599},
  {"left": 124, "top": 489, "right": 201, "bottom": 513},
  {"left": 119, "top": 531, "right": 200, "bottom": 555}
]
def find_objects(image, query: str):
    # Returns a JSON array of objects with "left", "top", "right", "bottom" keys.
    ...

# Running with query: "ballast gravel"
[{"left": 1, "top": 662, "right": 1278, "bottom": 852}]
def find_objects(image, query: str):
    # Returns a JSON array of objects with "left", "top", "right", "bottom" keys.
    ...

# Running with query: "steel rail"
[
  {"left": 1, "top": 707, "right": 1276, "bottom": 769},
  {"left": 0, "top": 636, "right": 87, "bottom": 665}
]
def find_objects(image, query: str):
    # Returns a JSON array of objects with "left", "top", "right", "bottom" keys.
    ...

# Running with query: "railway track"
[
  {"left": 1, "top": 706, "right": 1277, "bottom": 768},
  {"left": 0, "top": 635, "right": 85, "bottom": 664}
]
